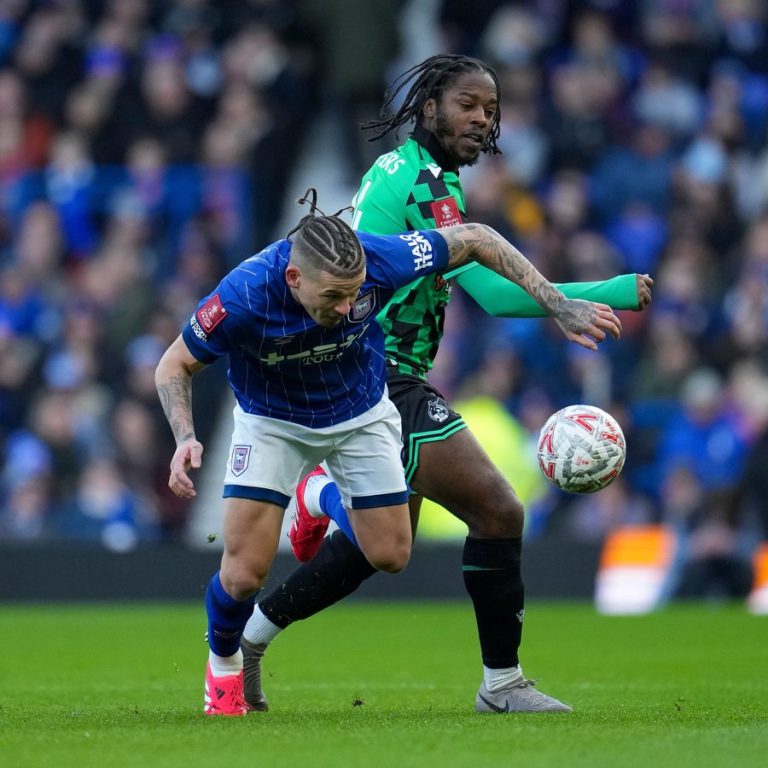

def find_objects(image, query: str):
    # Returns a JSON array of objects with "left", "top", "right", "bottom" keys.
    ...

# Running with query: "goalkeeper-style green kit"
[{"left": 352, "top": 125, "right": 639, "bottom": 380}]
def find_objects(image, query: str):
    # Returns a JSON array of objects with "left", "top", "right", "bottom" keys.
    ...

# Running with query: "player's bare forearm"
[
  {"left": 155, "top": 335, "right": 208, "bottom": 498},
  {"left": 157, "top": 371, "right": 196, "bottom": 444},
  {"left": 155, "top": 336, "right": 206, "bottom": 445},
  {"left": 441, "top": 223, "right": 565, "bottom": 314}
]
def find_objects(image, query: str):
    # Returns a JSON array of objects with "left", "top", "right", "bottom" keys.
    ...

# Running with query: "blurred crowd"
[
  {"left": 1, "top": 0, "right": 768, "bottom": 599},
  {"left": 430, "top": 0, "right": 768, "bottom": 600},
  {"left": 0, "top": 0, "right": 324, "bottom": 549}
]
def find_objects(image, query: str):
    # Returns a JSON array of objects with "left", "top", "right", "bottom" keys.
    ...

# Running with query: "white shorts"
[{"left": 223, "top": 394, "right": 407, "bottom": 510}]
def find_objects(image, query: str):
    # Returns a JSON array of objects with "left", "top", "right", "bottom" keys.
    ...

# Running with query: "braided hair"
[
  {"left": 286, "top": 188, "right": 365, "bottom": 278},
  {"left": 362, "top": 54, "right": 502, "bottom": 155}
]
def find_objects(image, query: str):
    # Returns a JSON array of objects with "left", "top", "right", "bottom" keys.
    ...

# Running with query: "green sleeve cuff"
[{"left": 454, "top": 264, "right": 640, "bottom": 317}]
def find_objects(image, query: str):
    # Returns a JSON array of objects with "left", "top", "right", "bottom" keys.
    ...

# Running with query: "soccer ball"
[{"left": 536, "top": 404, "right": 626, "bottom": 494}]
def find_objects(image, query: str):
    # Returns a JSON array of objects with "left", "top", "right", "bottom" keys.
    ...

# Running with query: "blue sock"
[
  {"left": 205, "top": 571, "right": 256, "bottom": 657},
  {"left": 319, "top": 483, "right": 358, "bottom": 547}
]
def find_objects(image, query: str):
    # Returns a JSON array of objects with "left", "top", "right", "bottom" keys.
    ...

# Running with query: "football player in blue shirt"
[{"left": 154, "top": 189, "right": 621, "bottom": 715}]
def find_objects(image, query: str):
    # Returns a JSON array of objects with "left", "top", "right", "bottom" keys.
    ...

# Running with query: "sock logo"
[
  {"left": 213, "top": 628, "right": 239, "bottom": 639},
  {"left": 516, "top": 609, "right": 525, "bottom": 624}
]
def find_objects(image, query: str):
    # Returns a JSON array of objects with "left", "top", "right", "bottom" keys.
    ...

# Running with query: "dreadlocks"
[
  {"left": 362, "top": 54, "right": 502, "bottom": 155},
  {"left": 286, "top": 188, "right": 365, "bottom": 278}
]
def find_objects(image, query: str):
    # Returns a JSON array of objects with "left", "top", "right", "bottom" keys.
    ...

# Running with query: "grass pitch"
[{"left": 0, "top": 601, "right": 765, "bottom": 768}]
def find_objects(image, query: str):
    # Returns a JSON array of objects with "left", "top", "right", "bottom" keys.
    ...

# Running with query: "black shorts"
[{"left": 386, "top": 372, "right": 467, "bottom": 483}]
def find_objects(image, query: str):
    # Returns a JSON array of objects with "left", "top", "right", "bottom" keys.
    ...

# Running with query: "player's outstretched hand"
[
  {"left": 636, "top": 274, "right": 654, "bottom": 310},
  {"left": 168, "top": 438, "right": 204, "bottom": 498},
  {"left": 554, "top": 299, "right": 622, "bottom": 351}
]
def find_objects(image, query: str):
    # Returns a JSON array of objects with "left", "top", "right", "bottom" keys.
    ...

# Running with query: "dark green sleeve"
[{"left": 455, "top": 264, "right": 641, "bottom": 317}]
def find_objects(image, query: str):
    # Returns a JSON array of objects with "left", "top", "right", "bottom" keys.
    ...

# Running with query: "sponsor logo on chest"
[{"left": 259, "top": 325, "right": 370, "bottom": 366}]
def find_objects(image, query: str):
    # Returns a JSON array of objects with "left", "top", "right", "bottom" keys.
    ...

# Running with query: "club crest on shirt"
[
  {"left": 349, "top": 289, "right": 376, "bottom": 323},
  {"left": 427, "top": 398, "right": 450, "bottom": 423},
  {"left": 197, "top": 293, "right": 227, "bottom": 333},
  {"left": 231, "top": 445, "right": 251, "bottom": 476},
  {"left": 430, "top": 197, "right": 462, "bottom": 228}
]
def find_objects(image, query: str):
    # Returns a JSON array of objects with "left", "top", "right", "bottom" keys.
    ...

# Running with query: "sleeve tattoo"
[
  {"left": 157, "top": 373, "right": 196, "bottom": 444},
  {"left": 441, "top": 224, "right": 565, "bottom": 314}
]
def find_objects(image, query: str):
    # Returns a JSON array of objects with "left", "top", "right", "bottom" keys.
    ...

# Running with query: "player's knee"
[
  {"left": 468, "top": 493, "right": 525, "bottom": 539},
  {"left": 365, "top": 539, "right": 411, "bottom": 574},
  {"left": 372, "top": 550, "right": 410, "bottom": 574},
  {"left": 503, "top": 495, "right": 525, "bottom": 529},
  {"left": 220, "top": 561, "right": 269, "bottom": 599}
]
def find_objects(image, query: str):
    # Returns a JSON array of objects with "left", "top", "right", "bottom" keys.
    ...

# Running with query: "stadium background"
[{"left": 1, "top": 0, "right": 767, "bottom": 604}]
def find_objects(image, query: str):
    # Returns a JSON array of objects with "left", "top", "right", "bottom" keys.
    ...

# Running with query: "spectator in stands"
[
  {"left": 2, "top": 0, "right": 768, "bottom": 557},
  {"left": 657, "top": 367, "right": 750, "bottom": 500}
]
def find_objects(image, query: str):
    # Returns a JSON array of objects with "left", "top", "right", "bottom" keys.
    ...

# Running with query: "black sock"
[
  {"left": 260, "top": 529, "right": 377, "bottom": 628},
  {"left": 462, "top": 536, "right": 524, "bottom": 668}
]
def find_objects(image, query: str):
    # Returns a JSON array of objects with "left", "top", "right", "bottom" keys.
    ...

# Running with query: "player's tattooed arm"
[
  {"left": 155, "top": 336, "right": 207, "bottom": 445},
  {"left": 441, "top": 223, "right": 566, "bottom": 312},
  {"left": 155, "top": 335, "right": 208, "bottom": 498},
  {"left": 440, "top": 223, "right": 623, "bottom": 350},
  {"left": 157, "top": 372, "right": 196, "bottom": 445}
]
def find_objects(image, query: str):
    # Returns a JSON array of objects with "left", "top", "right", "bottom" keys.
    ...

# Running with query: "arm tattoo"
[
  {"left": 442, "top": 223, "right": 564, "bottom": 313},
  {"left": 157, "top": 372, "right": 196, "bottom": 445}
]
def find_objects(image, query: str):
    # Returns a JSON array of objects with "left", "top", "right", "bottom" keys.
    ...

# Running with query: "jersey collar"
[{"left": 411, "top": 124, "right": 459, "bottom": 174}]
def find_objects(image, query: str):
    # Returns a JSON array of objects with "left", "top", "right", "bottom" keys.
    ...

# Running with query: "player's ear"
[
  {"left": 285, "top": 265, "right": 301, "bottom": 288},
  {"left": 423, "top": 98, "right": 437, "bottom": 120}
]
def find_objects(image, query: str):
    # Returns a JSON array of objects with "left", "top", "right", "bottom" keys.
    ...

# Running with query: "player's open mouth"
[{"left": 463, "top": 133, "right": 483, "bottom": 147}]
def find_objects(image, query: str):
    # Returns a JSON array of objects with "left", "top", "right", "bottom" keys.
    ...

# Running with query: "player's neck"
[{"left": 411, "top": 124, "right": 459, "bottom": 173}]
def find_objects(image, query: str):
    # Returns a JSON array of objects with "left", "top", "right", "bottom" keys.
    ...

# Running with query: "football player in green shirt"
[{"left": 240, "top": 55, "right": 652, "bottom": 713}]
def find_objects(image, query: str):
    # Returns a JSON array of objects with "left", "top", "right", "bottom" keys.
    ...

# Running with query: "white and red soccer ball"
[{"left": 536, "top": 404, "right": 626, "bottom": 494}]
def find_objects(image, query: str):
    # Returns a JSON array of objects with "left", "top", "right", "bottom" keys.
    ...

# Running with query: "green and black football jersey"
[{"left": 351, "top": 126, "right": 465, "bottom": 379}]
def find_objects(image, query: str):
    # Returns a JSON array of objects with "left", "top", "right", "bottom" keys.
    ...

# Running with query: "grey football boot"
[
  {"left": 241, "top": 638, "right": 269, "bottom": 712},
  {"left": 476, "top": 678, "right": 572, "bottom": 713}
]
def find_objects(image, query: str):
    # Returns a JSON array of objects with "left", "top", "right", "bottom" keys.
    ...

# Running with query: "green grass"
[{"left": 0, "top": 601, "right": 766, "bottom": 768}]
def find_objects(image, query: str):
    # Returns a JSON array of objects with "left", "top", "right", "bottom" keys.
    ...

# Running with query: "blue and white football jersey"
[{"left": 182, "top": 230, "right": 449, "bottom": 428}]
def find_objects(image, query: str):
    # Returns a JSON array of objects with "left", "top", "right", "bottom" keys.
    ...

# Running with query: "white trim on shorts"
[{"left": 223, "top": 393, "right": 408, "bottom": 509}]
